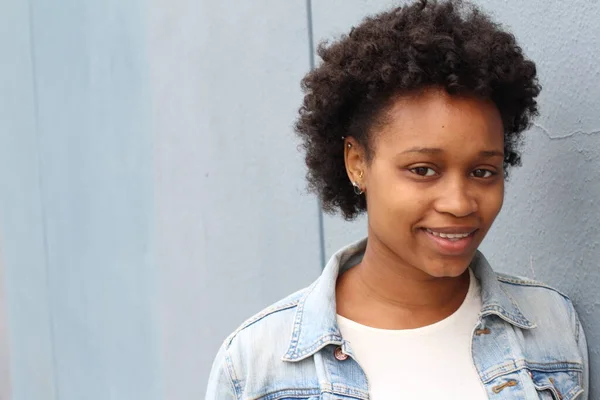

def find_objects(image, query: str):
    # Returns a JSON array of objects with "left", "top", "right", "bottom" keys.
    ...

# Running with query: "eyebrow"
[{"left": 400, "top": 147, "right": 504, "bottom": 158}]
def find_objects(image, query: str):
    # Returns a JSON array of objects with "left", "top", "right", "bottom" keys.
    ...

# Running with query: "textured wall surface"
[{"left": 0, "top": 0, "right": 597, "bottom": 399}]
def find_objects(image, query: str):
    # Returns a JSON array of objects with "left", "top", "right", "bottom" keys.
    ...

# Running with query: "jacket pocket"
[{"left": 530, "top": 370, "right": 584, "bottom": 400}]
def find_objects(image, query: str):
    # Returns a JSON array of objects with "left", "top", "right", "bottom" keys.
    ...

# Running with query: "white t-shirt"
[{"left": 336, "top": 268, "right": 488, "bottom": 399}]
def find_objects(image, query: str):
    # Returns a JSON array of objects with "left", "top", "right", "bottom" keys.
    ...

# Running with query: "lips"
[
  {"left": 425, "top": 228, "right": 475, "bottom": 241},
  {"left": 421, "top": 227, "right": 478, "bottom": 255}
]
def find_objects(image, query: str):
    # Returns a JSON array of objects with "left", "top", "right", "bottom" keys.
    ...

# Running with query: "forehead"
[{"left": 373, "top": 89, "right": 504, "bottom": 156}]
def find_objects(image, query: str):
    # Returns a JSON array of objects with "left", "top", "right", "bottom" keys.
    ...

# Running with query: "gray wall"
[
  {"left": 0, "top": 0, "right": 598, "bottom": 399},
  {"left": 1, "top": 0, "right": 160, "bottom": 399},
  {"left": 148, "top": 1, "right": 321, "bottom": 398}
]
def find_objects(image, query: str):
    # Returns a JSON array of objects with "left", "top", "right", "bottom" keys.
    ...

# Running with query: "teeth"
[{"left": 426, "top": 229, "right": 472, "bottom": 240}]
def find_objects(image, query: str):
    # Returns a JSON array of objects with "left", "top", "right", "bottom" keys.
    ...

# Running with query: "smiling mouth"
[
  {"left": 424, "top": 228, "right": 476, "bottom": 241},
  {"left": 421, "top": 228, "right": 477, "bottom": 256}
]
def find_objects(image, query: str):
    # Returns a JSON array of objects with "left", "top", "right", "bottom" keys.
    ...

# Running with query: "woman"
[{"left": 207, "top": 0, "right": 589, "bottom": 398}]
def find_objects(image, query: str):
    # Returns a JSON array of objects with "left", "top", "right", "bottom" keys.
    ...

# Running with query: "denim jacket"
[{"left": 206, "top": 238, "right": 589, "bottom": 399}]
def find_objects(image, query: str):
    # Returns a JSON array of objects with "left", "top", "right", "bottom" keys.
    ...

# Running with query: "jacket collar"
[{"left": 283, "top": 237, "right": 536, "bottom": 362}]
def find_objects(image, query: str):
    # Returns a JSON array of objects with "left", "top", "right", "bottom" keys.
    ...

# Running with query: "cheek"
[
  {"left": 366, "top": 167, "right": 428, "bottom": 227},
  {"left": 480, "top": 184, "right": 504, "bottom": 221}
]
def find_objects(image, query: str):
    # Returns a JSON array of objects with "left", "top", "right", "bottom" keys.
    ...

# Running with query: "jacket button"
[{"left": 334, "top": 346, "right": 348, "bottom": 361}]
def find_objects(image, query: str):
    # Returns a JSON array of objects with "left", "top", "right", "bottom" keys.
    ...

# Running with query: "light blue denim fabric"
[{"left": 206, "top": 238, "right": 589, "bottom": 399}]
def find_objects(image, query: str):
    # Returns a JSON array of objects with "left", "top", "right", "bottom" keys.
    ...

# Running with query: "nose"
[{"left": 434, "top": 178, "right": 478, "bottom": 218}]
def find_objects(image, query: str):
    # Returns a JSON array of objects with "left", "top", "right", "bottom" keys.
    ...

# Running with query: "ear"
[{"left": 344, "top": 137, "right": 367, "bottom": 188}]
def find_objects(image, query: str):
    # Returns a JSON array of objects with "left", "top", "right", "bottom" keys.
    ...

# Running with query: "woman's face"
[{"left": 347, "top": 88, "right": 505, "bottom": 278}]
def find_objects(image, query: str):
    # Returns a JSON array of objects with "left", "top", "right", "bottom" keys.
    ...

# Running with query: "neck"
[{"left": 335, "top": 235, "right": 471, "bottom": 329}]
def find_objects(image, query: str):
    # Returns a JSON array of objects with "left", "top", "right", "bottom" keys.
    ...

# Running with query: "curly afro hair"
[{"left": 295, "top": 0, "right": 541, "bottom": 220}]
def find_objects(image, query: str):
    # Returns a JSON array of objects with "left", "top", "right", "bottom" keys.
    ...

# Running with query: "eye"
[
  {"left": 471, "top": 169, "right": 495, "bottom": 178},
  {"left": 410, "top": 166, "right": 437, "bottom": 177}
]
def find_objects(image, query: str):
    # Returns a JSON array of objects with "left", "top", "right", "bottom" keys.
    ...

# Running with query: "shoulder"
[
  {"left": 208, "top": 284, "right": 322, "bottom": 398},
  {"left": 223, "top": 284, "right": 311, "bottom": 350},
  {"left": 491, "top": 271, "right": 589, "bottom": 394},
  {"left": 495, "top": 271, "right": 571, "bottom": 300},
  {"left": 495, "top": 271, "right": 572, "bottom": 303},
  {"left": 210, "top": 286, "right": 315, "bottom": 395},
  {"left": 494, "top": 271, "right": 579, "bottom": 332}
]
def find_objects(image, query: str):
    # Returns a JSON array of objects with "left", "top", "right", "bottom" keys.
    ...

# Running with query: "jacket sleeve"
[
  {"left": 205, "top": 342, "right": 238, "bottom": 400},
  {"left": 568, "top": 299, "right": 589, "bottom": 400},
  {"left": 576, "top": 313, "right": 589, "bottom": 400}
]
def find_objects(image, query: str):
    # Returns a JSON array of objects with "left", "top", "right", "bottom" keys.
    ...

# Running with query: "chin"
[{"left": 423, "top": 258, "right": 471, "bottom": 279}]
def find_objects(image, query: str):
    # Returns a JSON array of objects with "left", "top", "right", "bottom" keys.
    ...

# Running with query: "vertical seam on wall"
[
  {"left": 305, "top": 0, "right": 325, "bottom": 269},
  {"left": 306, "top": 0, "right": 316, "bottom": 71},
  {"left": 27, "top": 0, "right": 59, "bottom": 398}
]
